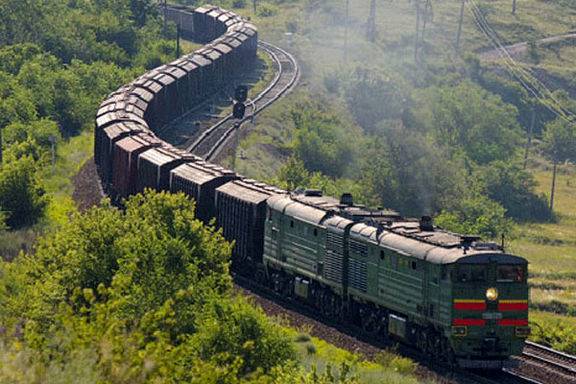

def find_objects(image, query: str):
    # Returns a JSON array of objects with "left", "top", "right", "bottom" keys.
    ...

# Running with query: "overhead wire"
[{"left": 466, "top": 0, "right": 575, "bottom": 123}]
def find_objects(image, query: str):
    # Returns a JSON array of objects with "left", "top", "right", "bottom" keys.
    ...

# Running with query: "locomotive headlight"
[{"left": 486, "top": 287, "right": 499, "bottom": 301}]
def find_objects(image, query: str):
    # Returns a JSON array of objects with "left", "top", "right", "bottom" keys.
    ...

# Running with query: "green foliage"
[
  {"left": 3, "top": 119, "right": 60, "bottom": 149},
  {"left": 274, "top": 157, "right": 370, "bottom": 204},
  {"left": 435, "top": 195, "right": 513, "bottom": 239},
  {"left": 414, "top": 81, "right": 522, "bottom": 164},
  {"left": 188, "top": 298, "right": 295, "bottom": 375},
  {"left": 475, "top": 161, "right": 551, "bottom": 222},
  {"left": 0, "top": 156, "right": 48, "bottom": 229},
  {"left": 344, "top": 66, "right": 407, "bottom": 133},
  {"left": 358, "top": 123, "right": 467, "bottom": 217},
  {"left": 0, "top": 191, "right": 299, "bottom": 382},
  {"left": 530, "top": 316, "right": 576, "bottom": 355},
  {"left": 257, "top": 3, "right": 279, "bottom": 17},
  {"left": 289, "top": 99, "right": 359, "bottom": 178},
  {"left": 542, "top": 118, "right": 576, "bottom": 163}
]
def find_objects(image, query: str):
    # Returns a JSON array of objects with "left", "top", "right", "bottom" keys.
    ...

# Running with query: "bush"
[
  {"left": 257, "top": 3, "right": 278, "bottom": 17},
  {"left": 476, "top": 161, "right": 552, "bottom": 222},
  {"left": 435, "top": 195, "right": 513, "bottom": 239},
  {"left": 0, "top": 191, "right": 300, "bottom": 383},
  {"left": 0, "top": 156, "right": 47, "bottom": 228}
]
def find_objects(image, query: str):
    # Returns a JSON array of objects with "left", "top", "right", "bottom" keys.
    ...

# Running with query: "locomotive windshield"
[
  {"left": 455, "top": 265, "right": 486, "bottom": 283},
  {"left": 497, "top": 265, "right": 525, "bottom": 283}
]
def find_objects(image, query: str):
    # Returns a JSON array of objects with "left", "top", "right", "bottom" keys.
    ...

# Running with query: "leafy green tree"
[
  {"left": 542, "top": 118, "right": 576, "bottom": 211},
  {"left": 0, "top": 191, "right": 298, "bottom": 382},
  {"left": 435, "top": 195, "right": 512, "bottom": 239},
  {"left": 475, "top": 161, "right": 551, "bottom": 222},
  {"left": 359, "top": 123, "right": 467, "bottom": 216},
  {"left": 344, "top": 66, "right": 407, "bottom": 133},
  {"left": 414, "top": 81, "right": 522, "bottom": 164},
  {"left": 0, "top": 156, "right": 47, "bottom": 228},
  {"left": 3, "top": 119, "right": 60, "bottom": 149},
  {"left": 290, "top": 100, "right": 359, "bottom": 178},
  {"left": 0, "top": 43, "right": 43, "bottom": 74},
  {"left": 275, "top": 156, "right": 311, "bottom": 191}
]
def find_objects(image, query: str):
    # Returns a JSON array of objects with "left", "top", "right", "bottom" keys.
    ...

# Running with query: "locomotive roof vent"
[
  {"left": 304, "top": 189, "right": 323, "bottom": 197},
  {"left": 419, "top": 216, "right": 434, "bottom": 231},
  {"left": 340, "top": 193, "right": 353, "bottom": 206}
]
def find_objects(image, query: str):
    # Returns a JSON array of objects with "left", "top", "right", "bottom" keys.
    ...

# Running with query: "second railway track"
[
  {"left": 504, "top": 341, "right": 576, "bottom": 384},
  {"left": 183, "top": 40, "right": 299, "bottom": 160}
]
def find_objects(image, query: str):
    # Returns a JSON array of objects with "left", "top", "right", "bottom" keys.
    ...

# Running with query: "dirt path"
[
  {"left": 480, "top": 32, "right": 576, "bottom": 61},
  {"left": 72, "top": 159, "right": 104, "bottom": 211}
]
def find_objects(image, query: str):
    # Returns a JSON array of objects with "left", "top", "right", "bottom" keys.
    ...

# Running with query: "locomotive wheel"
[{"left": 361, "top": 312, "right": 380, "bottom": 334}]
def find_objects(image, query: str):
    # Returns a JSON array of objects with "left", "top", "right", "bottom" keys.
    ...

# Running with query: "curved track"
[{"left": 184, "top": 41, "right": 299, "bottom": 161}]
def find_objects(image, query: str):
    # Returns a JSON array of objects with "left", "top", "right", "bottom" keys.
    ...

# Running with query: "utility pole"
[
  {"left": 550, "top": 160, "right": 557, "bottom": 211},
  {"left": 0, "top": 128, "right": 3, "bottom": 165},
  {"left": 344, "top": 0, "right": 349, "bottom": 63},
  {"left": 176, "top": 24, "right": 181, "bottom": 58},
  {"left": 455, "top": 0, "right": 465, "bottom": 51},
  {"left": 367, "top": 0, "right": 377, "bottom": 42},
  {"left": 253, "top": 0, "right": 257, "bottom": 15},
  {"left": 512, "top": 0, "right": 517, "bottom": 14},
  {"left": 163, "top": 0, "right": 167, "bottom": 37},
  {"left": 421, "top": 0, "right": 431, "bottom": 45},
  {"left": 523, "top": 108, "right": 536, "bottom": 169},
  {"left": 415, "top": 0, "right": 419, "bottom": 62}
]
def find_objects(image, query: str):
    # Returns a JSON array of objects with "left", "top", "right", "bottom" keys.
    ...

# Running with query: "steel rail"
[{"left": 184, "top": 40, "right": 299, "bottom": 161}]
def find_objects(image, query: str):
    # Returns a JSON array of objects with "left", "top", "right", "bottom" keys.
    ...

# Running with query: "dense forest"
[{"left": 0, "top": 0, "right": 179, "bottom": 232}]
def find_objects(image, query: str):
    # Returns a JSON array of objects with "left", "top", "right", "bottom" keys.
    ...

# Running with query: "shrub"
[
  {"left": 257, "top": 3, "right": 278, "bottom": 17},
  {"left": 0, "top": 156, "right": 47, "bottom": 228}
]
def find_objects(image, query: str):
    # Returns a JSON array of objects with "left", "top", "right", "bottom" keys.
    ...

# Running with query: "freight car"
[
  {"left": 94, "top": 3, "right": 258, "bottom": 196},
  {"left": 94, "top": 4, "right": 529, "bottom": 370}
]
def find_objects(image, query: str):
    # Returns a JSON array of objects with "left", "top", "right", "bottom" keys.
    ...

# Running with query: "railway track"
[
  {"left": 183, "top": 40, "right": 299, "bottom": 161},
  {"left": 503, "top": 341, "right": 576, "bottom": 384}
]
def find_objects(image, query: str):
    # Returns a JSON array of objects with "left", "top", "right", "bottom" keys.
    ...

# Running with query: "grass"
[
  {"left": 506, "top": 159, "right": 576, "bottom": 349},
  {"left": 40, "top": 129, "right": 94, "bottom": 227},
  {"left": 0, "top": 129, "right": 94, "bottom": 260},
  {"left": 289, "top": 328, "right": 427, "bottom": 384}
]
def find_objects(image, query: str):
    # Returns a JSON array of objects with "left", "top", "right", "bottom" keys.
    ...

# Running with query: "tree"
[
  {"left": 542, "top": 118, "right": 576, "bottom": 211},
  {"left": 414, "top": 81, "right": 523, "bottom": 164},
  {"left": 0, "top": 155, "right": 47, "bottom": 228},
  {"left": 0, "top": 191, "right": 296, "bottom": 382},
  {"left": 290, "top": 100, "right": 359, "bottom": 178},
  {"left": 476, "top": 161, "right": 551, "bottom": 222},
  {"left": 435, "top": 195, "right": 513, "bottom": 239},
  {"left": 359, "top": 123, "right": 468, "bottom": 217},
  {"left": 344, "top": 66, "right": 407, "bottom": 133}
]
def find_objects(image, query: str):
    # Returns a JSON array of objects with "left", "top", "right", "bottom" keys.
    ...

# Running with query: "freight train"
[{"left": 94, "top": 4, "right": 530, "bottom": 369}]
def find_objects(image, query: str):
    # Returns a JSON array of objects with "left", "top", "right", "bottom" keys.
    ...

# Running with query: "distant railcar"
[
  {"left": 111, "top": 133, "right": 162, "bottom": 200},
  {"left": 169, "top": 161, "right": 237, "bottom": 223}
]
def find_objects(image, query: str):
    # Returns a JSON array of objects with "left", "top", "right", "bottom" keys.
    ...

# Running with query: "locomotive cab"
[{"left": 448, "top": 252, "right": 529, "bottom": 369}]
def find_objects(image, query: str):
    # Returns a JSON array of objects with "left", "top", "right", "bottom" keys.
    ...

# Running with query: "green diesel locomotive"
[{"left": 262, "top": 190, "right": 529, "bottom": 368}]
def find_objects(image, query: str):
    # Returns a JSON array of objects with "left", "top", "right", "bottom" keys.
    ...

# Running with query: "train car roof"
[
  {"left": 270, "top": 193, "right": 525, "bottom": 265},
  {"left": 116, "top": 133, "right": 161, "bottom": 153},
  {"left": 217, "top": 179, "right": 284, "bottom": 204},
  {"left": 138, "top": 147, "right": 194, "bottom": 167},
  {"left": 348, "top": 221, "right": 525, "bottom": 265},
  {"left": 171, "top": 162, "right": 236, "bottom": 186}
]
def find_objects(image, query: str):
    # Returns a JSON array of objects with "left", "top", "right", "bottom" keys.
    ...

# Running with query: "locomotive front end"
[{"left": 448, "top": 253, "right": 529, "bottom": 369}]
